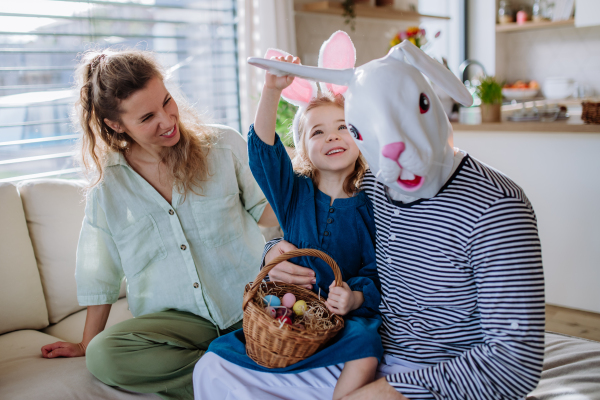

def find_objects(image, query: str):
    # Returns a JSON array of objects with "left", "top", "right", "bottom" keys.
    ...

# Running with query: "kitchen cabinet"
[{"left": 453, "top": 127, "right": 600, "bottom": 314}]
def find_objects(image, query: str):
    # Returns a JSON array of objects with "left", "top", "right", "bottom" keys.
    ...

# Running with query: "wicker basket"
[
  {"left": 582, "top": 102, "right": 600, "bottom": 124},
  {"left": 242, "top": 249, "right": 345, "bottom": 368}
]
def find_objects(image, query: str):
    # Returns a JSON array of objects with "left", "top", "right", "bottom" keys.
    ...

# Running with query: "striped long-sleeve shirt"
[
  {"left": 263, "top": 154, "right": 545, "bottom": 399},
  {"left": 362, "top": 154, "right": 545, "bottom": 399}
]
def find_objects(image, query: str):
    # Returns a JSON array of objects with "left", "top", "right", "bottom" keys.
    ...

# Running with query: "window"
[{"left": 0, "top": 0, "right": 240, "bottom": 183}]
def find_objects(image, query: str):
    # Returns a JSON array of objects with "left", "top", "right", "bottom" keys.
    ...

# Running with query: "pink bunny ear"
[
  {"left": 263, "top": 48, "right": 318, "bottom": 108},
  {"left": 318, "top": 31, "right": 356, "bottom": 95}
]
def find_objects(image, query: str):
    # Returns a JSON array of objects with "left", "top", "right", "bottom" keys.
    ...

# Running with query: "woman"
[{"left": 40, "top": 49, "right": 277, "bottom": 400}]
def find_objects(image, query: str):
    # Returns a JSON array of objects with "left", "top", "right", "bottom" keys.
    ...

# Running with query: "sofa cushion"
[
  {"left": 0, "top": 330, "right": 158, "bottom": 399},
  {"left": 18, "top": 179, "right": 91, "bottom": 324},
  {"left": 0, "top": 183, "right": 49, "bottom": 334},
  {"left": 43, "top": 297, "right": 133, "bottom": 343},
  {"left": 528, "top": 332, "right": 600, "bottom": 399}
]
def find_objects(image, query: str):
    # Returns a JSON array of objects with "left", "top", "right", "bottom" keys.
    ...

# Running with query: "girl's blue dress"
[{"left": 207, "top": 125, "right": 383, "bottom": 373}]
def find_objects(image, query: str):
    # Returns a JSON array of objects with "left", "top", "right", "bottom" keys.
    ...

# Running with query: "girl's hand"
[
  {"left": 264, "top": 55, "right": 301, "bottom": 92},
  {"left": 41, "top": 341, "right": 86, "bottom": 358},
  {"left": 326, "top": 282, "right": 364, "bottom": 316},
  {"left": 265, "top": 240, "right": 316, "bottom": 289}
]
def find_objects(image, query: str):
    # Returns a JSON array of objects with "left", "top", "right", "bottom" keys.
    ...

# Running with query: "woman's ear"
[{"left": 103, "top": 118, "right": 124, "bottom": 133}]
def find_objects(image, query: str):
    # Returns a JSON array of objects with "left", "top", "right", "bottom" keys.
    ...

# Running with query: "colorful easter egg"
[
  {"left": 265, "top": 306, "right": 276, "bottom": 318},
  {"left": 276, "top": 307, "right": 292, "bottom": 319},
  {"left": 262, "top": 295, "right": 281, "bottom": 307},
  {"left": 293, "top": 300, "right": 307, "bottom": 316},
  {"left": 282, "top": 293, "right": 296, "bottom": 308},
  {"left": 277, "top": 315, "right": 292, "bottom": 325}
]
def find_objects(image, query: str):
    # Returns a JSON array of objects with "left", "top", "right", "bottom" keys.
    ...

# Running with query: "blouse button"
[
  {"left": 193, "top": 282, "right": 199, "bottom": 289},
  {"left": 329, "top": 208, "right": 335, "bottom": 213},
  {"left": 324, "top": 231, "right": 330, "bottom": 237},
  {"left": 169, "top": 209, "right": 174, "bottom": 215},
  {"left": 393, "top": 209, "right": 400, "bottom": 216},
  {"left": 387, "top": 257, "right": 393, "bottom": 264},
  {"left": 327, "top": 218, "right": 333, "bottom": 224},
  {"left": 181, "top": 244, "right": 187, "bottom": 250},
  {"left": 390, "top": 234, "right": 396, "bottom": 241}
]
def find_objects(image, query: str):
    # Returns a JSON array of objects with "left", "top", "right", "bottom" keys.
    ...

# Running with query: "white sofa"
[{"left": 0, "top": 179, "right": 598, "bottom": 400}]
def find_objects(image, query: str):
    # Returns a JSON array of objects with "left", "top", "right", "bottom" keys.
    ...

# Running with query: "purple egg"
[{"left": 275, "top": 307, "right": 292, "bottom": 319}]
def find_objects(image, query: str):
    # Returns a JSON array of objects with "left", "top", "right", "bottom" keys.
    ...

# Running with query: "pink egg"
[
  {"left": 265, "top": 306, "right": 276, "bottom": 318},
  {"left": 282, "top": 293, "right": 296, "bottom": 308}
]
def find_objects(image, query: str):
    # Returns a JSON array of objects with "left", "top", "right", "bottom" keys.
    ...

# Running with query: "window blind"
[{"left": 0, "top": 0, "right": 240, "bottom": 183}]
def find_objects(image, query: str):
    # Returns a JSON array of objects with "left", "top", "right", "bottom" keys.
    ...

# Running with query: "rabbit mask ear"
[
  {"left": 390, "top": 40, "right": 473, "bottom": 106},
  {"left": 318, "top": 31, "right": 356, "bottom": 95},
  {"left": 264, "top": 48, "right": 318, "bottom": 108}
]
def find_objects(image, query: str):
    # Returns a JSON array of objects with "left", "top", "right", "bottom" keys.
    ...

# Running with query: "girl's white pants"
[{"left": 193, "top": 352, "right": 425, "bottom": 400}]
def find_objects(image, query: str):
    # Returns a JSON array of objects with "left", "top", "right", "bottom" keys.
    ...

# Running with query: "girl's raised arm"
[{"left": 253, "top": 55, "right": 299, "bottom": 145}]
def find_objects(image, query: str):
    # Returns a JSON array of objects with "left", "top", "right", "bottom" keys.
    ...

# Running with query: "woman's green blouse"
[{"left": 75, "top": 125, "right": 268, "bottom": 329}]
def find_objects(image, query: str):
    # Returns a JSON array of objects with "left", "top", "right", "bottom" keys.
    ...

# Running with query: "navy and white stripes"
[{"left": 362, "top": 155, "right": 545, "bottom": 399}]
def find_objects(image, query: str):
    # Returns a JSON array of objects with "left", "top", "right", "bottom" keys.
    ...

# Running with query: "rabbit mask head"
[
  {"left": 249, "top": 37, "right": 473, "bottom": 199},
  {"left": 264, "top": 31, "right": 356, "bottom": 147}
]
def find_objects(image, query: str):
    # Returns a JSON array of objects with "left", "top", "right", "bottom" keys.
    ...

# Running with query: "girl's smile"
[{"left": 304, "top": 104, "right": 359, "bottom": 177}]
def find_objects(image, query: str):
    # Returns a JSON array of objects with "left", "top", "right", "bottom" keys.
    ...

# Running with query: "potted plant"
[
  {"left": 475, "top": 76, "right": 503, "bottom": 123},
  {"left": 276, "top": 98, "right": 297, "bottom": 156}
]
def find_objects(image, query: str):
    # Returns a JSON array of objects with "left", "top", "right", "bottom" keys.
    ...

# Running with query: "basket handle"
[{"left": 242, "top": 248, "right": 343, "bottom": 310}]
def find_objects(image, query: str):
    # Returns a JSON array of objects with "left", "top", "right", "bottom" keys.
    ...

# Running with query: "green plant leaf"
[
  {"left": 475, "top": 76, "right": 504, "bottom": 105},
  {"left": 275, "top": 98, "right": 297, "bottom": 148}
]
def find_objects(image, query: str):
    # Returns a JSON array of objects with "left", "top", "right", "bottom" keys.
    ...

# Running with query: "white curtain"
[{"left": 237, "top": 0, "right": 297, "bottom": 132}]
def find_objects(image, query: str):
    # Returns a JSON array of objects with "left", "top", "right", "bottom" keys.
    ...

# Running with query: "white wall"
[
  {"left": 466, "top": 0, "right": 496, "bottom": 75},
  {"left": 454, "top": 130, "right": 600, "bottom": 313}
]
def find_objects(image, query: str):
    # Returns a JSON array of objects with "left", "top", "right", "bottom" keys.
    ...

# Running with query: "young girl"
[
  {"left": 196, "top": 41, "right": 383, "bottom": 400},
  {"left": 251, "top": 56, "right": 383, "bottom": 399}
]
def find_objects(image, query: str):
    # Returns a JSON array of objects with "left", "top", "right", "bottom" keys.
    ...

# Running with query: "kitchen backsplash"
[{"left": 496, "top": 25, "right": 600, "bottom": 97}]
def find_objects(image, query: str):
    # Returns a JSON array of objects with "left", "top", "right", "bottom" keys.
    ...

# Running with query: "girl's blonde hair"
[
  {"left": 292, "top": 92, "right": 367, "bottom": 196},
  {"left": 74, "top": 49, "right": 217, "bottom": 195}
]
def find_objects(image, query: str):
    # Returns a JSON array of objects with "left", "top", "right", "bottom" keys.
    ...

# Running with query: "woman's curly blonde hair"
[
  {"left": 292, "top": 92, "right": 367, "bottom": 196},
  {"left": 74, "top": 49, "right": 217, "bottom": 195}
]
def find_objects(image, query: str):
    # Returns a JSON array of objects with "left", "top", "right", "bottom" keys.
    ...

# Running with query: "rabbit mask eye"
[
  {"left": 419, "top": 93, "right": 430, "bottom": 114},
  {"left": 349, "top": 124, "right": 363, "bottom": 141}
]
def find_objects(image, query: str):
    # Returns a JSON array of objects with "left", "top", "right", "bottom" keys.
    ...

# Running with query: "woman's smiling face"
[
  {"left": 105, "top": 75, "right": 180, "bottom": 153},
  {"left": 303, "top": 104, "right": 360, "bottom": 176}
]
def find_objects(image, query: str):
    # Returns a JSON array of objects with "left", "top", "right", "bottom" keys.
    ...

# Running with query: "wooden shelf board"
[
  {"left": 300, "top": 1, "right": 449, "bottom": 22},
  {"left": 496, "top": 19, "right": 575, "bottom": 33}
]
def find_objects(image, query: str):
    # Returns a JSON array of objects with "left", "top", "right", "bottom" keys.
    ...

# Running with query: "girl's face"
[
  {"left": 105, "top": 75, "right": 180, "bottom": 154},
  {"left": 303, "top": 104, "right": 360, "bottom": 176}
]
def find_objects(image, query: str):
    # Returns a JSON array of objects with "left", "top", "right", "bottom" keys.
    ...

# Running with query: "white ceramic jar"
[{"left": 543, "top": 77, "right": 575, "bottom": 99}]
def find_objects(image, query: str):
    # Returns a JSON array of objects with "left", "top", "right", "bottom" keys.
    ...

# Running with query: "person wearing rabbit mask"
[{"left": 194, "top": 32, "right": 545, "bottom": 400}]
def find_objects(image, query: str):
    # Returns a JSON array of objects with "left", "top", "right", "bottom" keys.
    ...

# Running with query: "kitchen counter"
[
  {"left": 451, "top": 120, "right": 600, "bottom": 133},
  {"left": 452, "top": 100, "right": 600, "bottom": 133}
]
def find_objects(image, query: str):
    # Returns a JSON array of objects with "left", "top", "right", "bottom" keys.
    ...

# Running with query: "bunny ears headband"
[{"left": 264, "top": 31, "right": 356, "bottom": 147}]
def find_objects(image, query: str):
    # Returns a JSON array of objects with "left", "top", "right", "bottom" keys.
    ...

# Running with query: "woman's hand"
[
  {"left": 264, "top": 55, "right": 301, "bottom": 92},
  {"left": 326, "top": 282, "right": 363, "bottom": 315},
  {"left": 341, "top": 377, "right": 408, "bottom": 400},
  {"left": 264, "top": 240, "right": 316, "bottom": 289},
  {"left": 41, "top": 341, "right": 86, "bottom": 358}
]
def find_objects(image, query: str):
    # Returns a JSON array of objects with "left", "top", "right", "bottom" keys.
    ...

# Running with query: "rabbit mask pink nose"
[{"left": 382, "top": 142, "right": 406, "bottom": 166}]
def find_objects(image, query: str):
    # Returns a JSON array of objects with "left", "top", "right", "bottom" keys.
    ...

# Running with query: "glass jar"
[
  {"left": 532, "top": 0, "right": 548, "bottom": 22},
  {"left": 498, "top": 1, "right": 514, "bottom": 24}
]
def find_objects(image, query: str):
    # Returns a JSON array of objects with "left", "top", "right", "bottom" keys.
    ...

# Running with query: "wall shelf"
[
  {"left": 299, "top": 1, "right": 449, "bottom": 22},
  {"left": 496, "top": 19, "right": 575, "bottom": 33}
]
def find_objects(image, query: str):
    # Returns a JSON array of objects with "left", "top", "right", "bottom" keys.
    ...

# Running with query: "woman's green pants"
[{"left": 86, "top": 310, "right": 242, "bottom": 400}]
